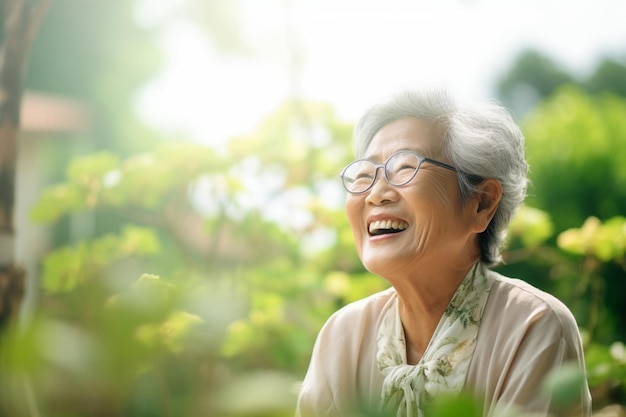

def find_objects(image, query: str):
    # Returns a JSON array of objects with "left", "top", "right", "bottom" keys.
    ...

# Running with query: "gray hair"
[{"left": 354, "top": 88, "right": 528, "bottom": 266}]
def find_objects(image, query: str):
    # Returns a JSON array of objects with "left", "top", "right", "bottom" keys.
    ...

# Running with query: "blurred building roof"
[{"left": 21, "top": 91, "right": 90, "bottom": 133}]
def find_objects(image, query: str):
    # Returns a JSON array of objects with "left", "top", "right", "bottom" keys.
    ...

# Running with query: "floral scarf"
[{"left": 376, "top": 263, "right": 495, "bottom": 417}]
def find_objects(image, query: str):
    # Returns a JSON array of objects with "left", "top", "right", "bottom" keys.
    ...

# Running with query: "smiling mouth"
[{"left": 368, "top": 220, "right": 409, "bottom": 236}]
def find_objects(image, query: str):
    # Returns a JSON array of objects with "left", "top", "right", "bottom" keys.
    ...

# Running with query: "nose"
[{"left": 365, "top": 167, "right": 398, "bottom": 205}]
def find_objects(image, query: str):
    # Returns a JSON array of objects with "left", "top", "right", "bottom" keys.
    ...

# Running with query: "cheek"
[
  {"left": 422, "top": 178, "right": 462, "bottom": 218},
  {"left": 344, "top": 195, "right": 359, "bottom": 222},
  {"left": 345, "top": 197, "right": 364, "bottom": 242},
  {"left": 429, "top": 178, "right": 453, "bottom": 204}
]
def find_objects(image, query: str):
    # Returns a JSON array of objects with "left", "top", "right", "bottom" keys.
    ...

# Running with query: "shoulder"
[
  {"left": 298, "top": 291, "right": 394, "bottom": 417},
  {"left": 484, "top": 269, "right": 581, "bottom": 337},
  {"left": 311, "top": 287, "right": 396, "bottom": 354},
  {"left": 321, "top": 287, "right": 395, "bottom": 332},
  {"left": 469, "top": 270, "right": 590, "bottom": 416},
  {"left": 303, "top": 287, "right": 394, "bottom": 392}
]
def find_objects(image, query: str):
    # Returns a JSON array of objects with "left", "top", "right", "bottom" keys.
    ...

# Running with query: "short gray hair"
[{"left": 354, "top": 88, "right": 528, "bottom": 266}]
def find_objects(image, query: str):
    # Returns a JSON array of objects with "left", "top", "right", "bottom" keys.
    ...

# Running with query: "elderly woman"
[{"left": 296, "top": 88, "right": 591, "bottom": 417}]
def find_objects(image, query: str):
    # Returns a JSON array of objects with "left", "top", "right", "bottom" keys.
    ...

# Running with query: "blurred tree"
[
  {"left": 496, "top": 48, "right": 626, "bottom": 118},
  {"left": 7, "top": 7, "right": 625, "bottom": 412},
  {"left": 523, "top": 86, "right": 626, "bottom": 232},
  {"left": 496, "top": 49, "right": 575, "bottom": 117},
  {"left": 25, "top": 0, "right": 162, "bottom": 154},
  {"left": 584, "top": 58, "right": 626, "bottom": 97},
  {"left": 503, "top": 207, "right": 626, "bottom": 408},
  {"left": 500, "top": 87, "right": 626, "bottom": 343},
  {"left": 492, "top": 50, "right": 626, "bottom": 410},
  {"left": 16, "top": 0, "right": 168, "bottom": 272},
  {"left": 496, "top": 45, "right": 626, "bottom": 360},
  {"left": 22, "top": 0, "right": 255, "bottom": 278},
  {"left": 0, "top": 0, "right": 50, "bottom": 331},
  {"left": 1, "top": 97, "right": 372, "bottom": 415}
]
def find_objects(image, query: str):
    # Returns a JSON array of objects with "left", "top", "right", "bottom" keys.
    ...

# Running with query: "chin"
[
  {"left": 361, "top": 256, "right": 395, "bottom": 277},
  {"left": 361, "top": 246, "right": 420, "bottom": 275}
]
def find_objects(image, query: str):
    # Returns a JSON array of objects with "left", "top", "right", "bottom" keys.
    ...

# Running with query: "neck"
[
  {"left": 393, "top": 261, "right": 478, "bottom": 364},
  {"left": 395, "top": 260, "right": 476, "bottom": 315}
]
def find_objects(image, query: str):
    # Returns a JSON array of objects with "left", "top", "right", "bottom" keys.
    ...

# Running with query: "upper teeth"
[{"left": 369, "top": 220, "right": 408, "bottom": 233}]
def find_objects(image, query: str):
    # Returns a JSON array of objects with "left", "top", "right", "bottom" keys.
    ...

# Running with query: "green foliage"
[
  {"left": 212, "top": 370, "right": 299, "bottom": 417},
  {"left": 523, "top": 87, "right": 626, "bottom": 233},
  {"left": 502, "top": 206, "right": 626, "bottom": 407},
  {"left": 496, "top": 48, "right": 626, "bottom": 117},
  {"left": 585, "top": 341, "right": 626, "bottom": 396},
  {"left": 41, "top": 226, "right": 160, "bottom": 293},
  {"left": 29, "top": 182, "right": 86, "bottom": 224},
  {"left": 31, "top": 151, "right": 120, "bottom": 223},
  {"left": 31, "top": 144, "right": 228, "bottom": 225},
  {"left": 585, "top": 58, "right": 626, "bottom": 97},
  {"left": 497, "top": 49, "right": 575, "bottom": 115},
  {"left": 10, "top": 83, "right": 626, "bottom": 414},
  {"left": 542, "top": 364, "right": 587, "bottom": 414},
  {"left": 558, "top": 216, "right": 626, "bottom": 262},
  {"left": 0, "top": 272, "right": 260, "bottom": 416},
  {"left": 11, "top": 2, "right": 361, "bottom": 415},
  {"left": 507, "top": 205, "right": 554, "bottom": 248},
  {"left": 513, "top": 88, "right": 626, "bottom": 357},
  {"left": 5, "top": 98, "right": 357, "bottom": 416},
  {"left": 426, "top": 393, "right": 483, "bottom": 417},
  {"left": 26, "top": 0, "right": 162, "bottom": 153}
]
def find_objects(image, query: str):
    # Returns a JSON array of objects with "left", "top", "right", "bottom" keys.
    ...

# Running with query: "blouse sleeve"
[
  {"left": 295, "top": 308, "right": 362, "bottom": 417},
  {"left": 481, "top": 284, "right": 592, "bottom": 417},
  {"left": 296, "top": 291, "right": 390, "bottom": 417},
  {"left": 296, "top": 327, "right": 342, "bottom": 417}
]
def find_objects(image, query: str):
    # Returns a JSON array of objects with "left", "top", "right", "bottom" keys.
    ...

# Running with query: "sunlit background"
[
  {"left": 134, "top": 0, "right": 626, "bottom": 146},
  {"left": 2, "top": 0, "right": 626, "bottom": 416}
]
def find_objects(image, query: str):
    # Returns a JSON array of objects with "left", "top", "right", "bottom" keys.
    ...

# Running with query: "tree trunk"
[{"left": 0, "top": 0, "right": 50, "bottom": 332}]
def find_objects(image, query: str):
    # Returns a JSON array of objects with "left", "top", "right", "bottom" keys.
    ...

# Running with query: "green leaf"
[
  {"left": 67, "top": 152, "right": 120, "bottom": 185},
  {"left": 558, "top": 216, "right": 626, "bottom": 261},
  {"left": 118, "top": 225, "right": 161, "bottom": 255},
  {"left": 41, "top": 226, "right": 161, "bottom": 293},
  {"left": 41, "top": 243, "right": 91, "bottom": 292},
  {"left": 426, "top": 393, "right": 483, "bottom": 417},
  {"left": 30, "top": 184, "right": 84, "bottom": 224},
  {"left": 507, "top": 205, "right": 554, "bottom": 248},
  {"left": 541, "top": 363, "right": 586, "bottom": 411}
]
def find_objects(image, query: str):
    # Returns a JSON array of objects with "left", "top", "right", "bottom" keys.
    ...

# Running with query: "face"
[{"left": 345, "top": 117, "right": 481, "bottom": 280}]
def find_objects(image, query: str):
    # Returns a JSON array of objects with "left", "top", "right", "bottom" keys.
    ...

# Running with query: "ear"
[{"left": 472, "top": 178, "right": 502, "bottom": 233}]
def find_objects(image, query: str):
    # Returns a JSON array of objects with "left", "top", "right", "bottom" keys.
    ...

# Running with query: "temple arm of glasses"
[
  {"left": 424, "top": 158, "right": 485, "bottom": 184},
  {"left": 423, "top": 158, "right": 457, "bottom": 172}
]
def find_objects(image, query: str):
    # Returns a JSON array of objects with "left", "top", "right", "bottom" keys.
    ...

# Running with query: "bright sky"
[{"left": 134, "top": 0, "right": 626, "bottom": 147}]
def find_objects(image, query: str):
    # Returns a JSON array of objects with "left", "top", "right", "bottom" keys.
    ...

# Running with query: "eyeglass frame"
[{"left": 339, "top": 150, "right": 460, "bottom": 195}]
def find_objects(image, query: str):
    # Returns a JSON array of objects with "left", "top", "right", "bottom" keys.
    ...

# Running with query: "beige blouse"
[{"left": 296, "top": 269, "right": 592, "bottom": 417}]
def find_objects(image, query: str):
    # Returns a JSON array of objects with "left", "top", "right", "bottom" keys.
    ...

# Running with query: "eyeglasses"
[{"left": 339, "top": 150, "right": 457, "bottom": 194}]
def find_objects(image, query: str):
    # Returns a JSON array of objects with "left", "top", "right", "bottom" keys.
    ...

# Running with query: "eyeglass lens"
[{"left": 342, "top": 152, "right": 422, "bottom": 193}]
